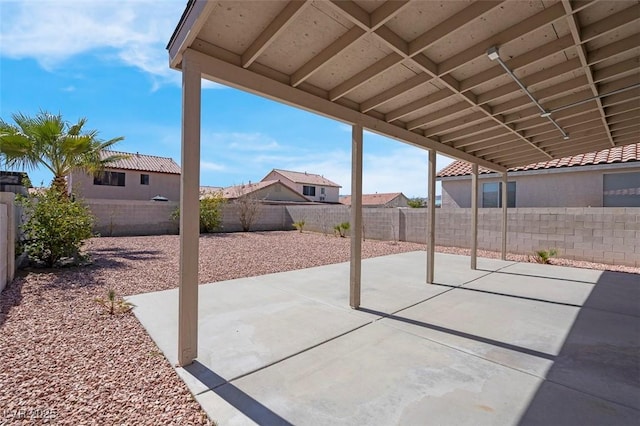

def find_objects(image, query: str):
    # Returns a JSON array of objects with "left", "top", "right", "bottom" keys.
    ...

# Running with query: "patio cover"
[{"left": 167, "top": 0, "right": 640, "bottom": 365}]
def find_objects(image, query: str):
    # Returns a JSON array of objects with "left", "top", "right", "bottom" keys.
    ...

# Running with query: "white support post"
[
  {"left": 350, "top": 124, "right": 363, "bottom": 308},
  {"left": 501, "top": 172, "right": 508, "bottom": 261},
  {"left": 426, "top": 149, "right": 436, "bottom": 284},
  {"left": 471, "top": 163, "right": 478, "bottom": 270},
  {"left": 178, "top": 51, "right": 202, "bottom": 367}
]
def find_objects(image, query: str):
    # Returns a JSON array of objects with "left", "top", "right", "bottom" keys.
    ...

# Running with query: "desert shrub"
[
  {"left": 17, "top": 188, "right": 94, "bottom": 267},
  {"left": 171, "top": 191, "right": 225, "bottom": 233},
  {"left": 531, "top": 248, "right": 558, "bottom": 264},
  {"left": 200, "top": 193, "right": 225, "bottom": 233},
  {"left": 334, "top": 222, "right": 350, "bottom": 237},
  {"left": 293, "top": 220, "right": 305, "bottom": 232},
  {"left": 95, "top": 289, "right": 135, "bottom": 315}
]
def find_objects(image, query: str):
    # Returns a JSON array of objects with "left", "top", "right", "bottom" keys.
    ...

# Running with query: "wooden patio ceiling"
[{"left": 168, "top": 0, "right": 640, "bottom": 172}]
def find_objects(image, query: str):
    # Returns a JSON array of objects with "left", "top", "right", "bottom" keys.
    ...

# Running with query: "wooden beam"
[
  {"left": 350, "top": 123, "right": 363, "bottom": 308},
  {"left": 459, "top": 35, "right": 574, "bottom": 93},
  {"left": 427, "top": 149, "right": 436, "bottom": 284},
  {"left": 405, "top": 101, "right": 467, "bottom": 130},
  {"left": 587, "top": 34, "right": 640, "bottom": 66},
  {"left": 360, "top": 73, "right": 432, "bottom": 113},
  {"left": 178, "top": 50, "right": 202, "bottom": 367},
  {"left": 438, "top": 3, "right": 566, "bottom": 76},
  {"left": 471, "top": 163, "right": 479, "bottom": 270},
  {"left": 291, "top": 26, "right": 365, "bottom": 87},
  {"left": 241, "top": 1, "right": 308, "bottom": 68},
  {"left": 386, "top": 89, "right": 452, "bottom": 123},
  {"left": 409, "top": 1, "right": 504, "bottom": 55},
  {"left": 422, "top": 111, "right": 487, "bottom": 137},
  {"left": 501, "top": 172, "right": 508, "bottom": 261},
  {"left": 186, "top": 49, "right": 506, "bottom": 172},
  {"left": 330, "top": 53, "right": 403, "bottom": 101},
  {"left": 581, "top": 3, "right": 640, "bottom": 43}
]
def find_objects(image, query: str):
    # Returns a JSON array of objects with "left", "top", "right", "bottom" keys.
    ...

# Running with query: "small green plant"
[
  {"left": 95, "top": 289, "right": 136, "bottom": 315},
  {"left": 293, "top": 220, "right": 305, "bottom": 232},
  {"left": 531, "top": 248, "right": 558, "bottom": 264},
  {"left": 17, "top": 188, "right": 94, "bottom": 267},
  {"left": 333, "top": 222, "right": 350, "bottom": 238},
  {"left": 171, "top": 190, "right": 226, "bottom": 233}
]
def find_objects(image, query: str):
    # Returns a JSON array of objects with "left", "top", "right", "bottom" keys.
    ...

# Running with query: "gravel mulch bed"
[{"left": 0, "top": 231, "right": 637, "bottom": 425}]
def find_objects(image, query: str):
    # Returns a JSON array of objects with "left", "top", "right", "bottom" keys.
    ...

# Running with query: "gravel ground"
[{"left": 0, "top": 231, "right": 637, "bottom": 425}]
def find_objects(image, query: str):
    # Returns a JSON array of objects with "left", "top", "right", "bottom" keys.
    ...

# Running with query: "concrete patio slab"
[
  {"left": 130, "top": 251, "right": 640, "bottom": 425},
  {"left": 128, "top": 277, "right": 373, "bottom": 392}
]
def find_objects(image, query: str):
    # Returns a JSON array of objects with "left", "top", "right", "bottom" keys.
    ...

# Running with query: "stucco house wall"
[
  {"left": 441, "top": 163, "right": 640, "bottom": 208},
  {"left": 70, "top": 169, "right": 180, "bottom": 201}
]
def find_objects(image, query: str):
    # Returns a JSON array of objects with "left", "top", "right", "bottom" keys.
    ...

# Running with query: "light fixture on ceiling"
[{"left": 487, "top": 46, "right": 569, "bottom": 141}]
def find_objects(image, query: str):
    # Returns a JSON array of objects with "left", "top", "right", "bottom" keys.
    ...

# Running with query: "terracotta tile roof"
[
  {"left": 101, "top": 150, "right": 181, "bottom": 175},
  {"left": 269, "top": 169, "right": 341, "bottom": 187},
  {"left": 341, "top": 192, "right": 404, "bottom": 206},
  {"left": 437, "top": 143, "right": 640, "bottom": 178}
]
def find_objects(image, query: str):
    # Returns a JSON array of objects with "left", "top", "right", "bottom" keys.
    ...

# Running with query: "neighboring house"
[
  {"left": 0, "top": 171, "right": 29, "bottom": 196},
  {"left": 437, "top": 144, "right": 640, "bottom": 208},
  {"left": 340, "top": 192, "right": 410, "bottom": 208},
  {"left": 69, "top": 150, "right": 181, "bottom": 201},
  {"left": 221, "top": 180, "right": 310, "bottom": 203},
  {"left": 261, "top": 169, "right": 340, "bottom": 203}
]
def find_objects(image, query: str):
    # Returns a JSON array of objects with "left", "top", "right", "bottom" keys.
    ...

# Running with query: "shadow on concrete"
[
  {"left": 358, "top": 307, "right": 556, "bottom": 361},
  {"left": 184, "top": 361, "right": 293, "bottom": 425},
  {"left": 517, "top": 270, "right": 640, "bottom": 425}
]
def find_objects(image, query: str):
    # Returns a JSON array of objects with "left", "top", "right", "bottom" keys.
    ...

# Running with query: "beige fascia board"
[
  {"left": 186, "top": 48, "right": 505, "bottom": 172},
  {"left": 168, "top": 0, "right": 216, "bottom": 69}
]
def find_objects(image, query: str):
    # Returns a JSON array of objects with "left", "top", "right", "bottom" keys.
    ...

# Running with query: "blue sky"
[{"left": 0, "top": 0, "right": 453, "bottom": 197}]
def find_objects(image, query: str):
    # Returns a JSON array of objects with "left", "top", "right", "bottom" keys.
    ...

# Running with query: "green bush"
[
  {"left": 333, "top": 222, "right": 350, "bottom": 237},
  {"left": 17, "top": 188, "right": 94, "bottom": 267},
  {"left": 171, "top": 191, "right": 225, "bottom": 233},
  {"left": 531, "top": 248, "right": 558, "bottom": 264},
  {"left": 293, "top": 220, "right": 305, "bottom": 232}
]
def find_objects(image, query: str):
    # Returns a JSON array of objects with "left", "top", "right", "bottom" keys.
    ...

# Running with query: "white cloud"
[
  {"left": 201, "top": 161, "right": 226, "bottom": 172},
  {"left": 0, "top": 0, "right": 218, "bottom": 89},
  {"left": 204, "top": 132, "right": 282, "bottom": 151}
]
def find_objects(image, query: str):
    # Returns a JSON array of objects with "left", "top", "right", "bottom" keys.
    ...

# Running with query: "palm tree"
[{"left": 0, "top": 111, "right": 126, "bottom": 194}]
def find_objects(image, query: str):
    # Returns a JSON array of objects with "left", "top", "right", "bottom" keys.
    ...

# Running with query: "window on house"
[
  {"left": 603, "top": 172, "right": 640, "bottom": 207},
  {"left": 321, "top": 187, "right": 325, "bottom": 195},
  {"left": 303, "top": 185, "right": 316, "bottom": 196},
  {"left": 482, "top": 182, "right": 515, "bottom": 208},
  {"left": 94, "top": 171, "right": 125, "bottom": 187},
  {"left": 140, "top": 174, "right": 149, "bottom": 185}
]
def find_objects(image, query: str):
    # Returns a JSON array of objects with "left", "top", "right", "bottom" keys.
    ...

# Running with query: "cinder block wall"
[
  {"left": 82, "top": 199, "right": 639, "bottom": 267},
  {"left": 221, "top": 204, "right": 291, "bottom": 232},
  {"left": 86, "top": 199, "right": 179, "bottom": 236},
  {"left": 0, "top": 203, "right": 7, "bottom": 292}
]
